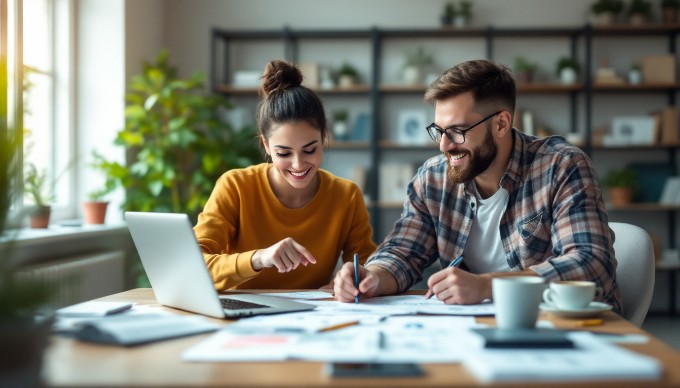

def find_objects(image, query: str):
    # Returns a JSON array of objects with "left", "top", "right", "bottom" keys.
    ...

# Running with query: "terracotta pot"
[
  {"left": 608, "top": 187, "right": 633, "bottom": 207},
  {"left": 83, "top": 201, "right": 109, "bottom": 224},
  {"left": 662, "top": 7, "right": 678, "bottom": 24},
  {"left": 29, "top": 205, "right": 51, "bottom": 228}
]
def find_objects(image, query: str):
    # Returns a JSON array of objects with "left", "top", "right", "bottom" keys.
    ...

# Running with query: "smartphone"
[{"left": 325, "top": 362, "right": 424, "bottom": 378}]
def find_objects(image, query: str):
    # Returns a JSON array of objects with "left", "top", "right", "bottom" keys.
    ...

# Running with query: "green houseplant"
[
  {"left": 591, "top": 0, "right": 624, "bottom": 24},
  {"left": 602, "top": 167, "right": 639, "bottom": 206},
  {"left": 626, "top": 0, "right": 652, "bottom": 24},
  {"left": 440, "top": 1, "right": 473, "bottom": 28},
  {"left": 402, "top": 46, "right": 434, "bottom": 85},
  {"left": 82, "top": 163, "right": 117, "bottom": 225},
  {"left": 0, "top": 127, "right": 52, "bottom": 387},
  {"left": 23, "top": 162, "right": 54, "bottom": 228},
  {"left": 92, "top": 49, "right": 260, "bottom": 222},
  {"left": 336, "top": 62, "right": 360, "bottom": 88},
  {"left": 514, "top": 56, "right": 538, "bottom": 83},
  {"left": 555, "top": 57, "right": 580, "bottom": 84}
]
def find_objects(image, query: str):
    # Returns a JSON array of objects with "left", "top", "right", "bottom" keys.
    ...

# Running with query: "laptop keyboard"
[{"left": 221, "top": 298, "right": 269, "bottom": 310}]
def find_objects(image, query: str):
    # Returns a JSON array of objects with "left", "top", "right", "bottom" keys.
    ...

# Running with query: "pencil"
[
  {"left": 318, "top": 320, "right": 360, "bottom": 333},
  {"left": 425, "top": 255, "right": 464, "bottom": 299},
  {"left": 574, "top": 318, "right": 603, "bottom": 327}
]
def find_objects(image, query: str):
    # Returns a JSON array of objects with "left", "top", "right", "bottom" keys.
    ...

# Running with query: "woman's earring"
[{"left": 266, "top": 153, "right": 272, "bottom": 163}]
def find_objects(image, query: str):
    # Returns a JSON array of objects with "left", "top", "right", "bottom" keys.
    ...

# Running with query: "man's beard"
[{"left": 446, "top": 122, "right": 497, "bottom": 184}]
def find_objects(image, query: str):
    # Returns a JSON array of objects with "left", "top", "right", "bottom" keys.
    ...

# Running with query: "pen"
[
  {"left": 378, "top": 330, "right": 386, "bottom": 350},
  {"left": 353, "top": 253, "right": 360, "bottom": 304},
  {"left": 425, "top": 255, "right": 464, "bottom": 300},
  {"left": 318, "top": 320, "right": 360, "bottom": 333}
]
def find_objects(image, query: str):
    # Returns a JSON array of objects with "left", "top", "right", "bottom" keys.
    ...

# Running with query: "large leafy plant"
[{"left": 93, "top": 50, "right": 261, "bottom": 220}]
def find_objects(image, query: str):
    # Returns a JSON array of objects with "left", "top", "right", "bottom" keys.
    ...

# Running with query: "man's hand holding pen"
[
  {"left": 425, "top": 260, "right": 493, "bottom": 305},
  {"left": 332, "top": 261, "right": 381, "bottom": 303}
]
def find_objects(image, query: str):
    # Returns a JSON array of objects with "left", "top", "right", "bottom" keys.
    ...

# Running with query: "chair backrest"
[{"left": 609, "top": 222, "right": 655, "bottom": 326}]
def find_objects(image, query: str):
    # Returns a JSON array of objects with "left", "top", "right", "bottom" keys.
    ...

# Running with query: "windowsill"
[
  {"left": 1, "top": 222, "right": 129, "bottom": 247},
  {"left": 1, "top": 222, "right": 134, "bottom": 267}
]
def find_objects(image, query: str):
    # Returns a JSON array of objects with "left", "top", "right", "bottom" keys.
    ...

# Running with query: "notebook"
[{"left": 125, "top": 211, "right": 316, "bottom": 319}]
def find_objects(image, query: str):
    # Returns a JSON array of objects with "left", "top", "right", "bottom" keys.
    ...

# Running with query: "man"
[{"left": 334, "top": 59, "right": 621, "bottom": 315}]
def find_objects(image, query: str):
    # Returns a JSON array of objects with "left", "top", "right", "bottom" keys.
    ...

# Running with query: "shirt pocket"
[{"left": 517, "top": 211, "right": 551, "bottom": 257}]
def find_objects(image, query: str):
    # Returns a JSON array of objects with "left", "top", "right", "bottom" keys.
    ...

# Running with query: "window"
[{"left": 3, "top": 0, "right": 74, "bottom": 224}]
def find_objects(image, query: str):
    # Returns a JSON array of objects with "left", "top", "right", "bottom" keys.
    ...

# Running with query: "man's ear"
[{"left": 496, "top": 111, "right": 513, "bottom": 137}]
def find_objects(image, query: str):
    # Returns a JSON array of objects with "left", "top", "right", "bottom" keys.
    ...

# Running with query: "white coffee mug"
[
  {"left": 542, "top": 280, "right": 596, "bottom": 310},
  {"left": 492, "top": 276, "right": 546, "bottom": 329}
]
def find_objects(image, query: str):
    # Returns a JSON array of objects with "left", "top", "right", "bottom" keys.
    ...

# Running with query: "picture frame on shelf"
[
  {"left": 396, "top": 110, "right": 429, "bottom": 145},
  {"left": 350, "top": 112, "right": 371, "bottom": 142},
  {"left": 606, "top": 116, "right": 657, "bottom": 146}
]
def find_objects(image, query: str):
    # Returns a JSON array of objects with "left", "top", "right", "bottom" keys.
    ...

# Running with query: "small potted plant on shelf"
[
  {"left": 23, "top": 163, "right": 54, "bottom": 229},
  {"left": 84, "top": 153, "right": 117, "bottom": 225},
  {"left": 602, "top": 167, "right": 639, "bottom": 206},
  {"left": 661, "top": 0, "right": 680, "bottom": 24},
  {"left": 628, "top": 62, "right": 642, "bottom": 85},
  {"left": 555, "top": 57, "right": 580, "bottom": 84},
  {"left": 440, "top": 1, "right": 474, "bottom": 28},
  {"left": 441, "top": 2, "right": 455, "bottom": 27},
  {"left": 590, "top": 0, "right": 624, "bottom": 25},
  {"left": 331, "top": 110, "right": 350, "bottom": 142},
  {"left": 513, "top": 56, "right": 537, "bottom": 84},
  {"left": 336, "top": 62, "right": 360, "bottom": 88},
  {"left": 401, "top": 46, "right": 434, "bottom": 85},
  {"left": 626, "top": 0, "right": 652, "bottom": 25}
]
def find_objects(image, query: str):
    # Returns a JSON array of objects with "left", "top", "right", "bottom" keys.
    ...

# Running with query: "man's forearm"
[{"left": 367, "top": 265, "right": 400, "bottom": 296}]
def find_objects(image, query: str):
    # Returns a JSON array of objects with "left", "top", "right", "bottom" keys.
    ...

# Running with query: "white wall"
[
  {"left": 162, "top": 0, "right": 603, "bottom": 80},
  {"left": 77, "top": 0, "right": 126, "bottom": 223}
]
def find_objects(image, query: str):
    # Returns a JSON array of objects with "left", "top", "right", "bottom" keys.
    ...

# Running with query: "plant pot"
[
  {"left": 338, "top": 75, "right": 355, "bottom": 88},
  {"left": 628, "top": 69, "right": 642, "bottom": 85},
  {"left": 29, "top": 205, "right": 51, "bottom": 229},
  {"left": 595, "top": 11, "right": 616, "bottom": 25},
  {"left": 609, "top": 187, "right": 633, "bottom": 207},
  {"left": 83, "top": 201, "right": 109, "bottom": 224},
  {"left": 629, "top": 13, "right": 647, "bottom": 26},
  {"left": 332, "top": 121, "right": 349, "bottom": 142},
  {"left": 0, "top": 319, "right": 52, "bottom": 387},
  {"left": 515, "top": 70, "right": 534, "bottom": 84},
  {"left": 662, "top": 7, "right": 679, "bottom": 24},
  {"left": 402, "top": 66, "right": 421, "bottom": 85},
  {"left": 453, "top": 15, "right": 469, "bottom": 28},
  {"left": 559, "top": 68, "right": 577, "bottom": 84}
]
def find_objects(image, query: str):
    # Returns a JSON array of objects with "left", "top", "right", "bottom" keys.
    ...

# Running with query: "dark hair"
[
  {"left": 424, "top": 59, "right": 516, "bottom": 116},
  {"left": 256, "top": 60, "right": 328, "bottom": 152}
]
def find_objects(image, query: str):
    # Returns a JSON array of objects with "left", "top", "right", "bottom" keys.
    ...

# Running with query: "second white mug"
[{"left": 543, "top": 280, "right": 596, "bottom": 310}]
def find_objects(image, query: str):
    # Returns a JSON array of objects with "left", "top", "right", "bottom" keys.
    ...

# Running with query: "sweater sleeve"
[
  {"left": 194, "top": 172, "right": 261, "bottom": 290},
  {"left": 340, "top": 185, "right": 377, "bottom": 265}
]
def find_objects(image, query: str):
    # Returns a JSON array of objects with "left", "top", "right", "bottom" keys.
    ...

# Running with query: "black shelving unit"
[{"left": 210, "top": 26, "right": 680, "bottom": 314}]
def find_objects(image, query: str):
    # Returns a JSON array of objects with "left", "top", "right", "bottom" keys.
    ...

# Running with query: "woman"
[{"left": 194, "top": 60, "right": 376, "bottom": 290}]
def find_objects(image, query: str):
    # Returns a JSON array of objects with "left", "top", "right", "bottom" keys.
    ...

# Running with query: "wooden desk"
[{"left": 45, "top": 288, "right": 680, "bottom": 387}]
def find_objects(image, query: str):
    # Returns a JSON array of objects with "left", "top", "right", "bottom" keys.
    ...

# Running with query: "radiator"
[{"left": 16, "top": 250, "right": 126, "bottom": 308}]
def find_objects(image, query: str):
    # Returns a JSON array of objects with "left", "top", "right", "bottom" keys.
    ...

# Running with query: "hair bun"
[{"left": 260, "top": 60, "right": 303, "bottom": 99}]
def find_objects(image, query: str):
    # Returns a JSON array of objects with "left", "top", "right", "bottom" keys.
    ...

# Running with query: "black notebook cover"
[{"left": 471, "top": 328, "right": 575, "bottom": 349}]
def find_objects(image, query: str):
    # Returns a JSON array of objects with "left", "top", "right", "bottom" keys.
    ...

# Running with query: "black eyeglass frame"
[{"left": 426, "top": 111, "right": 502, "bottom": 144}]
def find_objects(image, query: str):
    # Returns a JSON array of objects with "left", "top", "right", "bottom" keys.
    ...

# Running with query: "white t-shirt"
[{"left": 463, "top": 181, "right": 510, "bottom": 274}]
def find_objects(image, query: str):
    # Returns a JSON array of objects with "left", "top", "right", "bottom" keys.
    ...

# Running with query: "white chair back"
[{"left": 610, "top": 222, "right": 655, "bottom": 327}]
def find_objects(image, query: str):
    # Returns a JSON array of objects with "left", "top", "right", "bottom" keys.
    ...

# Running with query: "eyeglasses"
[{"left": 426, "top": 111, "right": 502, "bottom": 144}]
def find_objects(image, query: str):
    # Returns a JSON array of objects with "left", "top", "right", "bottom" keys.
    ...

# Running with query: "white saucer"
[{"left": 539, "top": 301, "right": 613, "bottom": 318}]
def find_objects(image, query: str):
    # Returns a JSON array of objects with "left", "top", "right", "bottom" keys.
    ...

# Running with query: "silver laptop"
[{"left": 125, "top": 211, "right": 316, "bottom": 319}]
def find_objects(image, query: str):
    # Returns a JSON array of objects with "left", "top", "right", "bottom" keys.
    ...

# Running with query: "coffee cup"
[
  {"left": 542, "top": 280, "right": 596, "bottom": 310},
  {"left": 492, "top": 276, "right": 546, "bottom": 329}
]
